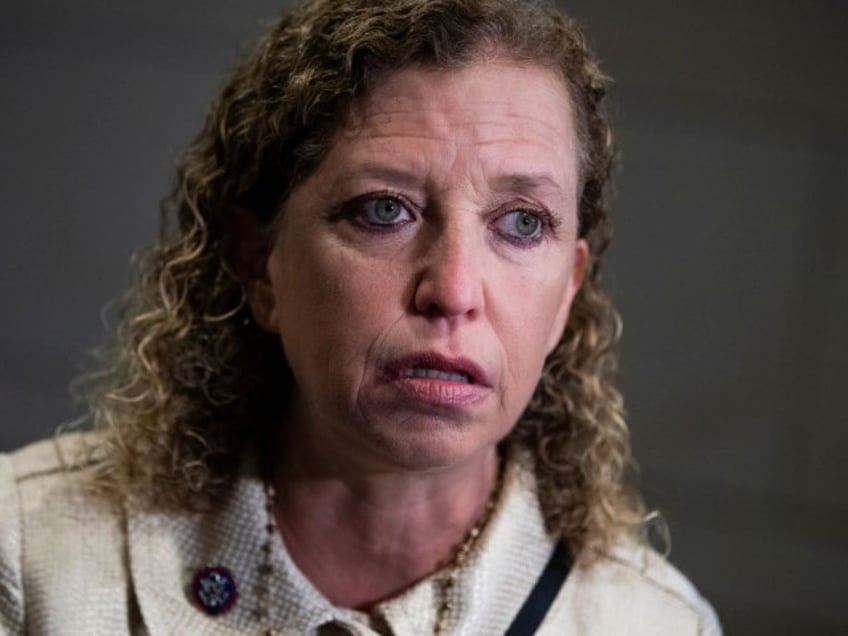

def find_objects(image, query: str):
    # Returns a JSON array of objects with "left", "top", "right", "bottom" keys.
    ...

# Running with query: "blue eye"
[
  {"left": 361, "top": 196, "right": 412, "bottom": 226},
  {"left": 496, "top": 210, "right": 543, "bottom": 241}
]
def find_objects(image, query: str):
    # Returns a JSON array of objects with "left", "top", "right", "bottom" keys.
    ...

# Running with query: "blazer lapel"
[{"left": 127, "top": 473, "right": 269, "bottom": 634}]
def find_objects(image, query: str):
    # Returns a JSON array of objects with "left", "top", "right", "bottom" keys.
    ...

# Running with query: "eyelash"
[
  {"left": 492, "top": 208, "right": 559, "bottom": 249},
  {"left": 339, "top": 191, "right": 559, "bottom": 247},
  {"left": 341, "top": 191, "right": 415, "bottom": 235}
]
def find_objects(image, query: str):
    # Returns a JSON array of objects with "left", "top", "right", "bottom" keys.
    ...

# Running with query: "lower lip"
[{"left": 391, "top": 376, "right": 490, "bottom": 407}]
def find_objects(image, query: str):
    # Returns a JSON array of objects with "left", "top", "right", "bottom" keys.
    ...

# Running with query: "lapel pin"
[{"left": 191, "top": 566, "right": 238, "bottom": 616}]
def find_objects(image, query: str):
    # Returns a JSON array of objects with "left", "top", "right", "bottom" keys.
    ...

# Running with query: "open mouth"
[
  {"left": 402, "top": 367, "right": 471, "bottom": 383},
  {"left": 383, "top": 352, "right": 490, "bottom": 407},
  {"left": 385, "top": 352, "right": 488, "bottom": 387}
]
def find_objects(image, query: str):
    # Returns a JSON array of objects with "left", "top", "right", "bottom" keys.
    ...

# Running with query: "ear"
[
  {"left": 227, "top": 206, "right": 279, "bottom": 333},
  {"left": 545, "top": 238, "right": 589, "bottom": 355}
]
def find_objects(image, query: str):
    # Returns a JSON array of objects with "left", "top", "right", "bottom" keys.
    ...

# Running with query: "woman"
[{"left": 0, "top": 0, "right": 720, "bottom": 634}]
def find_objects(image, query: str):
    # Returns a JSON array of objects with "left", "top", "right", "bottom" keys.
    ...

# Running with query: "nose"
[{"left": 412, "top": 223, "right": 485, "bottom": 321}]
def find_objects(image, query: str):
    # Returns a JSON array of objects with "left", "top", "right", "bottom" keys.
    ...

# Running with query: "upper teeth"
[{"left": 405, "top": 368, "right": 470, "bottom": 383}]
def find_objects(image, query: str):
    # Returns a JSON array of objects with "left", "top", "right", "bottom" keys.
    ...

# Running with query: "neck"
[{"left": 269, "top": 435, "right": 500, "bottom": 610}]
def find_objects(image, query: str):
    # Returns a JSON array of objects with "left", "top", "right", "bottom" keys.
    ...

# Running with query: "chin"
[{"left": 356, "top": 415, "right": 499, "bottom": 472}]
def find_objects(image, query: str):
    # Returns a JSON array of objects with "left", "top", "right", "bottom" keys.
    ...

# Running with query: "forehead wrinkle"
[
  {"left": 364, "top": 112, "right": 568, "bottom": 148},
  {"left": 352, "top": 98, "right": 453, "bottom": 136},
  {"left": 339, "top": 111, "right": 459, "bottom": 163},
  {"left": 456, "top": 107, "right": 574, "bottom": 149},
  {"left": 356, "top": 58, "right": 573, "bottom": 130},
  {"left": 350, "top": 97, "right": 572, "bottom": 160},
  {"left": 338, "top": 130, "right": 458, "bottom": 166}
]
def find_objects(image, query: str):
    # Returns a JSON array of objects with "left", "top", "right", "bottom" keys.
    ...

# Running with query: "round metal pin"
[{"left": 191, "top": 566, "right": 238, "bottom": 616}]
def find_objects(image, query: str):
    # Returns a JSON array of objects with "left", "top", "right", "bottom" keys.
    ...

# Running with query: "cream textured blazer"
[{"left": 0, "top": 434, "right": 721, "bottom": 635}]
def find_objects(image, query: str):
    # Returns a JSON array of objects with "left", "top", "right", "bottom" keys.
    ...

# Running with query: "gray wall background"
[{"left": 1, "top": 1, "right": 846, "bottom": 633}]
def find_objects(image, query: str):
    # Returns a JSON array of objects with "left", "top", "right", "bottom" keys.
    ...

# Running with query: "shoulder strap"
[{"left": 504, "top": 542, "right": 571, "bottom": 636}]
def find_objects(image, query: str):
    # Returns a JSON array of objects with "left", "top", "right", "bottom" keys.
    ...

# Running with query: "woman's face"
[{"left": 249, "top": 58, "right": 587, "bottom": 474}]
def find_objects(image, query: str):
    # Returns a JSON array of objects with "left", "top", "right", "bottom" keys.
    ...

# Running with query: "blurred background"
[{"left": 1, "top": 0, "right": 845, "bottom": 633}]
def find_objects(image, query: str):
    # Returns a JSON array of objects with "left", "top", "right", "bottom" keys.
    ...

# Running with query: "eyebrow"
[
  {"left": 336, "top": 162, "right": 425, "bottom": 190},
  {"left": 492, "top": 173, "right": 567, "bottom": 198},
  {"left": 335, "top": 161, "right": 569, "bottom": 201}
]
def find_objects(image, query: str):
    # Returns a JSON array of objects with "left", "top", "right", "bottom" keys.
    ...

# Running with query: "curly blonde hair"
[{"left": 80, "top": 0, "right": 645, "bottom": 560}]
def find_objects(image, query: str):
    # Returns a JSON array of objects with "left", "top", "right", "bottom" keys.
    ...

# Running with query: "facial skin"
[{"left": 248, "top": 57, "right": 588, "bottom": 479}]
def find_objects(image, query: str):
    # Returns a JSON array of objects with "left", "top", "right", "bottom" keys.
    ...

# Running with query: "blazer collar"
[{"left": 127, "top": 448, "right": 556, "bottom": 634}]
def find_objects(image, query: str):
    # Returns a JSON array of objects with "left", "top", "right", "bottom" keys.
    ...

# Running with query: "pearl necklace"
[{"left": 259, "top": 460, "right": 503, "bottom": 635}]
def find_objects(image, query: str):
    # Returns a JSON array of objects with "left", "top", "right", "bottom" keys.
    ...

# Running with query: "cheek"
[
  {"left": 494, "top": 271, "right": 570, "bottom": 395},
  {"left": 504, "top": 270, "right": 569, "bottom": 348},
  {"left": 272, "top": 247, "right": 404, "bottom": 375}
]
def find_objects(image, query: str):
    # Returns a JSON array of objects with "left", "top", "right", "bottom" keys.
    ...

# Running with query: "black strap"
[{"left": 504, "top": 542, "right": 571, "bottom": 636}]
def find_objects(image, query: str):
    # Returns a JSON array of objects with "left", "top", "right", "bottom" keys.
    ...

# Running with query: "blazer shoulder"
[
  {"left": 0, "top": 432, "right": 89, "bottom": 634},
  {"left": 540, "top": 542, "right": 721, "bottom": 635},
  {"left": 1, "top": 433, "right": 129, "bottom": 635},
  {"left": 8, "top": 431, "right": 100, "bottom": 484},
  {"left": 603, "top": 544, "right": 722, "bottom": 634}
]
